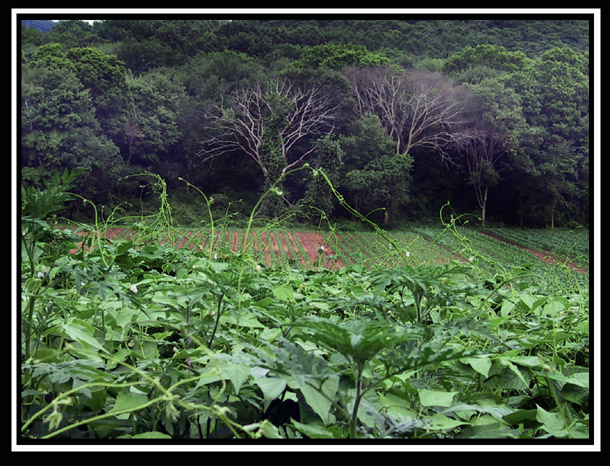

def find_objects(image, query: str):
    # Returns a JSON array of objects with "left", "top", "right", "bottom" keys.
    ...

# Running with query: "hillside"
[{"left": 19, "top": 14, "right": 592, "bottom": 228}]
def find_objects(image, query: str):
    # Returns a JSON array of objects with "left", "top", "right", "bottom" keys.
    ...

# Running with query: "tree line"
[{"left": 19, "top": 17, "right": 590, "bottom": 227}]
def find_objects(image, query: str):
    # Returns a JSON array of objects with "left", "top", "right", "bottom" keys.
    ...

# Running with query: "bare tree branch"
[
  {"left": 198, "top": 77, "right": 338, "bottom": 178},
  {"left": 345, "top": 66, "right": 471, "bottom": 161}
]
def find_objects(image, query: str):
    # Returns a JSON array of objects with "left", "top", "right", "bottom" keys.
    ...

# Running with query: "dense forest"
[{"left": 19, "top": 16, "right": 591, "bottom": 228}]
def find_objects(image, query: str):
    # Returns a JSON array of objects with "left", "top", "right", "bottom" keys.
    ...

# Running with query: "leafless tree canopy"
[
  {"left": 345, "top": 66, "right": 471, "bottom": 161},
  {"left": 200, "top": 78, "right": 338, "bottom": 177}
]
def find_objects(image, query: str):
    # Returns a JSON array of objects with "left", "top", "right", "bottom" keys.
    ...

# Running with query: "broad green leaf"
[
  {"left": 209, "top": 260, "right": 230, "bottom": 273},
  {"left": 518, "top": 294, "right": 535, "bottom": 311},
  {"left": 461, "top": 356, "right": 492, "bottom": 378},
  {"left": 498, "top": 358, "right": 529, "bottom": 388},
  {"left": 547, "top": 370, "right": 589, "bottom": 388},
  {"left": 217, "top": 360, "right": 250, "bottom": 395},
  {"left": 530, "top": 297, "right": 548, "bottom": 314},
  {"left": 464, "top": 418, "right": 519, "bottom": 439},
  {"left": 308, "top": 300, "right": 330, "bottom": 310},
  {"left": 152, "top": 330, "right": 174, "bottom": 340},
  {"left": 426, "top": 413, "right": 468, "bottom": 430},
  {"left": 565, "top": 372, "right": 589, "bottom": 388},
  {"left": 62, "top": 318, "right": 108, "bottom": 354},
  {"left": 110, "top": 392, "right": 149, "bottom": 419},
  {"left": 259, "top": 420, "right": 283, "bottom": 439},
  {"left": 500, "top": 299, "right": 515, "bottom": 317},
  {"left": 510, "top": 355, "right": 542, "bottom": 367},
  {"left": 105, "top": 348, "right": 130, "bottom": 370},
  {"left": 151, "top": 294, "right": 185, "bottom": 309},
  {"left": 254, "top": 377, "right": 287, "bottom": 411},
  {"left": 542, "top": 299, "right": 565, "bottom": 317},
  {"left": 24, "top": 277, "right": 42, "bottom": 294},
  {"left": 299, "top": 375, "right": 339, "bottom": 425},
  {"left": 194, "top": 365, "right": 224, "bottom": 388},
  {"left": 131, "top": 431, "right": 172, "bottom": 439},
  {"left": 442, "top": 402, "right": 513, "bottom": 421},
  {"left": 115, "top": 240, "right": 134, "bottom": 256},
  {"left": 536, "top": 405, "right": 569, "bottom": 438},
  {"left": 220, "top": 310, "right": 264, "bottom": 328},
  {"left": 379, "top": 392, "right": 418, "bottom": 419},
  {"left": 503, "top": 409, "right": 537, "bottom": 426},
  {"left": 243, "top": 420, "right": 283, "bottom": 439},
  {"left": 252, "top": 296, "right": 274, "bottom": 309},
  {"left": 273, "top": 284, "right": 296, "bottom": 302},
  {"left": 260, "top": 327, "right": 283, "bottom": 342},
  {"left": 30, "top": 348, "right": 63, "bottom": 363},
  {"left": 137, "top": 340, "right": 159, "bottom": 359},
  {"left": 290, "top": 419, "right": 339, "bottom": 439},
  {"left": 491, "top": 368, "right": 529, "bottom": 391},
  {"left": 115, "top": 307, "right": 138, "bottom": 328},
  {"left": 418, "top": 389, "right": 458, "bottom": 408},
  {"left": 250, "top": 366, "right": 269, "bottom": 378}
]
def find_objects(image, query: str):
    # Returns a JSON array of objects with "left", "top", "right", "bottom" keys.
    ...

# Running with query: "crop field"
[
  {"left": 22, "top": 218, "right": 591, "bottom": 442},
  {"left": 69, "top": 227, "right": 454, "bottom": 268},
  {"left": 64, "top": 223, "right": 590, "bottom": 309},
  {"left": 68, "top": 224, "right": 589, "bottom": 282}
]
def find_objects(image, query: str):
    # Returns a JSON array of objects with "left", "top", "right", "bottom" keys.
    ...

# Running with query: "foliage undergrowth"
[{"left": 19, "top": 169, "right": 590, "bottom": 442}]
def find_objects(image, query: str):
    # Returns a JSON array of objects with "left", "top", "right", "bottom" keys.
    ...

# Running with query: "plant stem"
[
  {"left": 186, "top": 305, "right": 192, "bottom": 373},
  {"left": 208, "top": 293, "right": 224, "bottom": 350},
  {"left": 42, "top": 396, "right": 165, "bottom": 439},
  {"left": 349, "top": 364, "right": 364, "bottom": 439}
]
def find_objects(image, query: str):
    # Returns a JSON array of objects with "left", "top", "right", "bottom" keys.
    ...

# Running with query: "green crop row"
[{"left": 483, "top": 227, "right": 590, "bottom": 268}]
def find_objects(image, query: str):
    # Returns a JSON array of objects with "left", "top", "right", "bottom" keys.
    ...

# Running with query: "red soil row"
[
  {"left": 239, "top": 230, "right": 345, "bottom": 269},
  {"left": 67, "top": 228, "right": 345, "bottom": 269},
  {"left": 65, "top": 227, "right": 587, "bottom": 273}
]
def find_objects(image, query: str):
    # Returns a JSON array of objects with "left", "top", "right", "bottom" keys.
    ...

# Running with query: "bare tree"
[
  {"left": 345, "top": 66, "right": 471, "bottom": 161},
  {"left": 200, "top": 78, "right": 338, "bottom": 180}
]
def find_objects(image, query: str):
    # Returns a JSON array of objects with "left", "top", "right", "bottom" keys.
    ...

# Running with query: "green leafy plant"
[
  {"left": 19, "top": 172, "right": 589, "bottom": 442},
  {"left": 21, "top": 169, "right": 83, "bottom": 362},
  {"left": 371, "top": 264, "right": 472, "bottom": 323}
]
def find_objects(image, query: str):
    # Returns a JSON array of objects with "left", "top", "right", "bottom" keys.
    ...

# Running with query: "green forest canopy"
[{"left": 19, "top": 16, "right": 591, "bottom": 227}]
